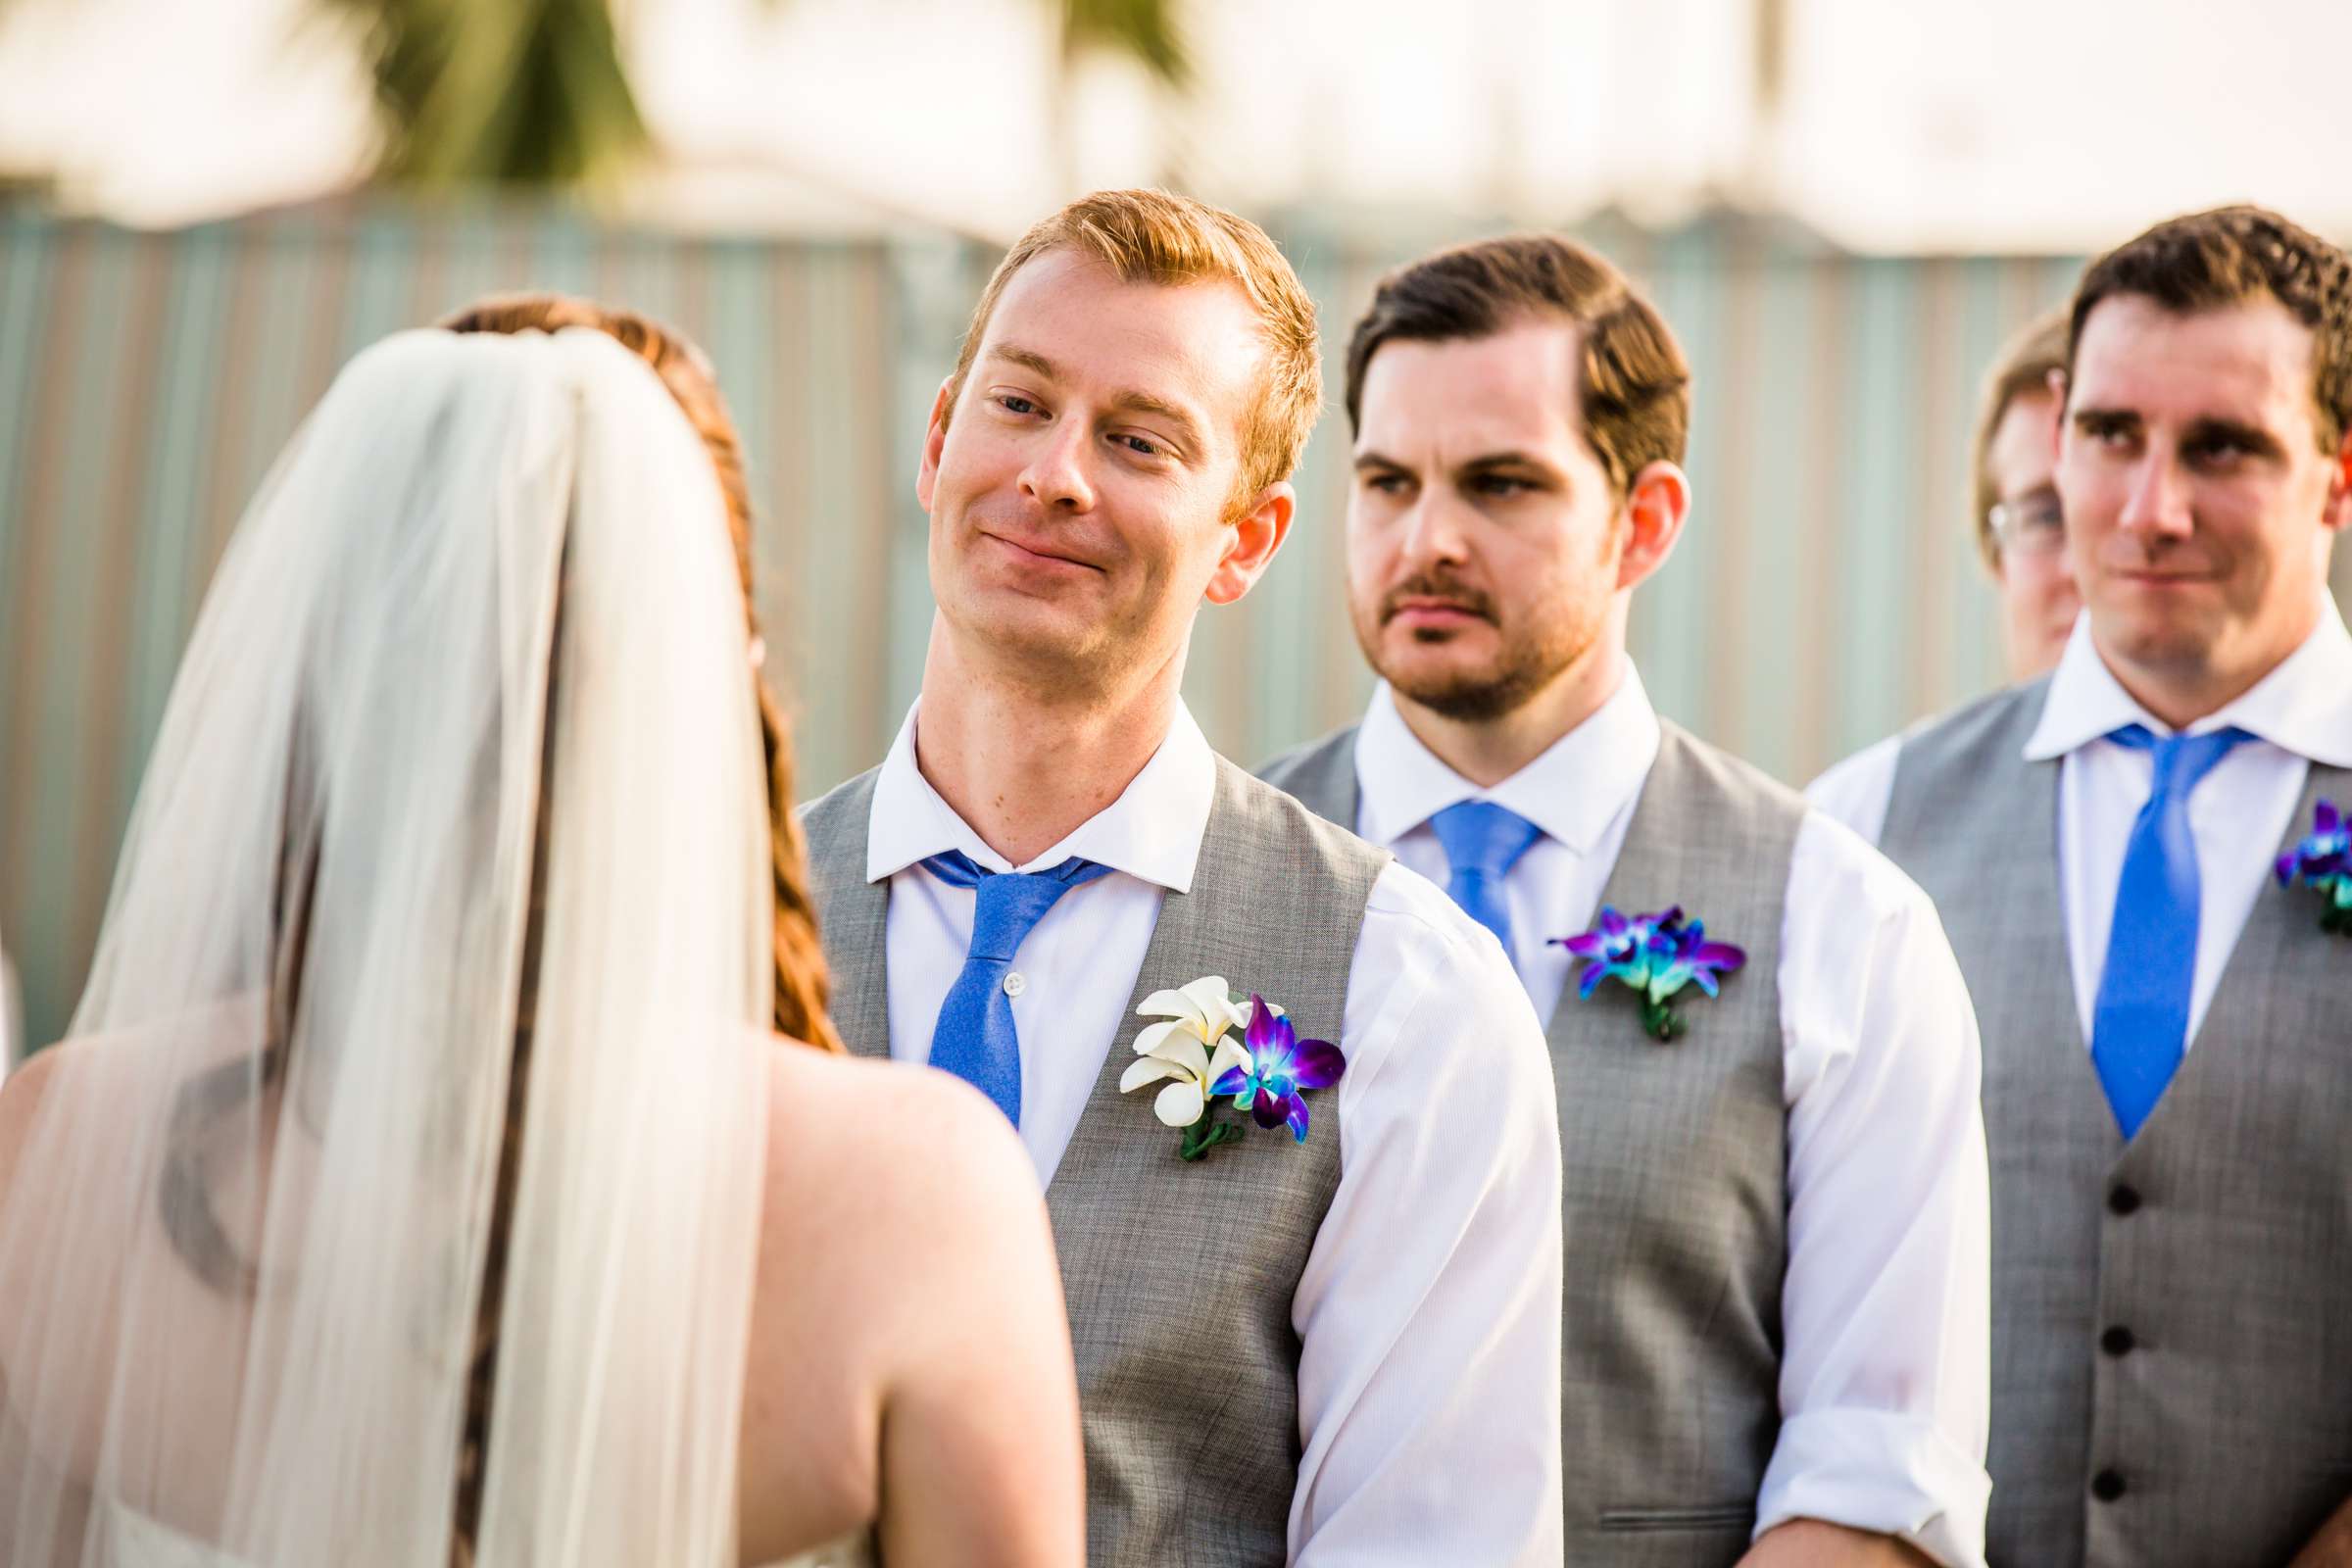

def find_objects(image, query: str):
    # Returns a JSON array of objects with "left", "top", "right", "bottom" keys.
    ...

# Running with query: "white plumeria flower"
[{"left": 1120, "top": 975, "right": 1255, "bottom": 1128}]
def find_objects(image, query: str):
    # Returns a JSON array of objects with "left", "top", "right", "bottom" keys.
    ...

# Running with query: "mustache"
[{"left": 1379, "top": 574, "right": 1497, "bottom": 625}]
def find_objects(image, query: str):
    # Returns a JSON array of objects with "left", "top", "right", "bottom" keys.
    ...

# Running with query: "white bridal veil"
[{"left": 0, "top": 328, "right": 775, "bottom": 1566}]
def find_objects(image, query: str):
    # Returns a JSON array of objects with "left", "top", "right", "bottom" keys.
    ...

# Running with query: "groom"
[
  {"left": 1261, "top": 234, "right": 1992, "bottom": 1567},
  {"left": 801, "top": 190, "right": 1565, "bottom": 1566}
]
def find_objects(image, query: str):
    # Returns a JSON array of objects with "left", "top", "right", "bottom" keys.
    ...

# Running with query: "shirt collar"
[
  {"left": 864, "top": 698, "right": 1216, "bottom": 893},
  {"left": 2024, "top": 596, "right": 2352, "bottom": 766},
  {"left": 1353, "top": 664, "right": 1663, "bottom": 855}
]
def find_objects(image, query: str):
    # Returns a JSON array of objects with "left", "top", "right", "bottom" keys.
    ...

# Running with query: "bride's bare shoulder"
[{"left": 760, "top": 1045, "right": 1037, "bottom": 1215}]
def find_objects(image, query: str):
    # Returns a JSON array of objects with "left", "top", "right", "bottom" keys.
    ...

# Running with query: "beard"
[{"left": 1349, "top": 570, "right": 1596, "bottom": 723}]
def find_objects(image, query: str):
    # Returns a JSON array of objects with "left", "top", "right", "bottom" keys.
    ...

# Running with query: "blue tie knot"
[
  {"left": 1430, "top": 801, "right": 1544, "bottom": 881},
  {"left": 1427, "top": 801, "right": 1543, "bottom": 956},
  {"left": 2108, "top": 722, "right": 2253, "bottom": 799},
  {"left": 921, "top": 850, "right": 1110, "bottom": 961}
]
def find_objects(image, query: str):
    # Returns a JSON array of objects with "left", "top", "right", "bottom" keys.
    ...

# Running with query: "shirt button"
[
  {"left": 2091, "top": 1469, "right": 2127, "bottom": 1502},
  {"left": 1003, "top": 971, "right": 1027, "bottom": 998},
  {"left": 2100, "top": 1325, "right": 2136, "bottom": 1357},
  {"left": 2107, "top": 1184, "right": 2141, "bottom": 1216}
]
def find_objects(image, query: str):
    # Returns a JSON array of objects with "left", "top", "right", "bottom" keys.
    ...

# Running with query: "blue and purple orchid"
[
  {"left": 1550, "top": 905, "right": 1746, "bottom": 1041},
  {"left": 1120, "top": 978, "right": 1346, "bottom": 1160},
  {"left": 2276, "top": 799, "right": 2352, "bottom": 936},
  {"left": 1211, "top": 996, "right": 1347, "bottom": 1145}
]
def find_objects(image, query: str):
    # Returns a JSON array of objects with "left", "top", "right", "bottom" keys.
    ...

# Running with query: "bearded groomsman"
[
  {"left": 1812, "top": 206, "right": 2352, "bottom": 1567},
  {"left": 1261, "top": 234, "right": 1991, "bottom": 1568},
  {"left": 802, "top": 190, "right": 1564, "bottom": 1566}
]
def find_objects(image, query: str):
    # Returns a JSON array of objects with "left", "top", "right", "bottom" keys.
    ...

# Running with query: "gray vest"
[
  {"left": 802, "top": 758, "right": 1387, "bottom": 1568},
  {"left": 1881, "top": 680, "right": 2352, "bottom": 1568},
  {"left": 1263, "top": 719, "right": 1801, "bottom": 1566}
]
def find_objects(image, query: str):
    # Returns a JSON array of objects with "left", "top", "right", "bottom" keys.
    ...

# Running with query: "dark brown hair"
[
  {"left": 2068, "top": 205, "right": 2352, "bottom": 454},
  {"left": 1969, "top": 307, "right": 2070, "bottom": 570},
  {"left": 1344, "top": 234, "right": 1690, "bottom": 498}
]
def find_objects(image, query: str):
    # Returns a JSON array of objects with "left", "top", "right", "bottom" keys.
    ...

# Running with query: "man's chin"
[{"left": 1383, "top": 663, "right": 1533, "bottom": 724}]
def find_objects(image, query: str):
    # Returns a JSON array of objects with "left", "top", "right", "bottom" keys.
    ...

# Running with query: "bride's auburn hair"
[{"left": 441, "top": 292, "right": 840, "bottom": 1056}]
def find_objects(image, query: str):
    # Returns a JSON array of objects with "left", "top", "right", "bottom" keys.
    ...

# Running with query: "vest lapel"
[
  {"left": 2124, "top": 760, "right": 2350, "bottom": 1142},
  {"left": 801, "top": 770, "right": 892, "bottom": 1063}
]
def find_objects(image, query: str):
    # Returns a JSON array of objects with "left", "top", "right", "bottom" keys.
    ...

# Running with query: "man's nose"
[
  {"left": 1398, "top": 491, "right": 1473, "bottom": 569},
  {"left": 1019, "top": 418, "right": 1097, "bottom": 513},
  {"left": 2116, "top": 449, "right": 2194, "bottom": 542}
]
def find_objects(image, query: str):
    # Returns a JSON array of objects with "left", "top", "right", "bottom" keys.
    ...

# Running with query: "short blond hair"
[
  {"left": 943, "top": 189, "right": 1322, "bottom": 506},
  {"left": 1970, "top": 307, "right": 2069, "bottom": 570}
]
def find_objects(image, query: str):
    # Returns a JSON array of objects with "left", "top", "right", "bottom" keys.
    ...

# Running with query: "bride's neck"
[{"left": 914, "top": 626, "right": 1180, "bottom": 866}]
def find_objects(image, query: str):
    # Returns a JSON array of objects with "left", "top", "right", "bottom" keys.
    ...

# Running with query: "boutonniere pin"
[
  {"left": 1549, "top": 906, "right": 1746, "bottom": 1042},
  {"left": 1119, "top": 976, "right": 1345, "bottom": 1161},
  {"left": 2276, "top": 800, "right": 2352, "bottom": 936}
]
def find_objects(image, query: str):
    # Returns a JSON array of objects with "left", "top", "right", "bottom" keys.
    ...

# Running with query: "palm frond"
[
  {"left": 321, "top": 0, "right": 648, "bottom": 186},
  {"left": 1060, "top": 0, "right": 1188, "bottom": 88}
]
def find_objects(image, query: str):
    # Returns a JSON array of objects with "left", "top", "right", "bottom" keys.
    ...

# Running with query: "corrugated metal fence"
[{"left": 6, "top": 200, "right": 2330, "bottom": 1049}]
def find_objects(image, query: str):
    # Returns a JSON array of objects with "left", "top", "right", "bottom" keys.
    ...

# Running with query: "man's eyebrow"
[
  {"left": 986, "top": 344, "right": 1060, "bottom": 379},
  {"left": 2072, "top": 405, "right": 2139, "bottom": 428},
  {"left": 2182, "top": 416, "right": 2287, "bottom": 458},
  {"left": 1458, "top": 450, "right": 1557, "bottom": 474},
  {"left": 1111, "top": 389, "right": 1208, "bottom": 452},
  {"left": 1353, "top": 449, "right": 1409, "bottom": 473}
]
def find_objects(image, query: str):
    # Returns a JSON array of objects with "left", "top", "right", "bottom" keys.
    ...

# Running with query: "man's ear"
[
  {"left": 1204, "top": 482, "right": 1296, "bottom": 607},
  {"left": 2323, "top": 424, "right": 2352, "bottom": 536},
  {"left": 915, "top": 375, "right": 956, "bottom": 514},
  {"left": 1616, "top": 461, "right": 1692, "bottom": 593}
]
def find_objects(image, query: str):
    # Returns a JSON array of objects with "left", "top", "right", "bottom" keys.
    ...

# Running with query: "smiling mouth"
[{"left": 981, "top": 530, "right": 1101, "bottom": 572}]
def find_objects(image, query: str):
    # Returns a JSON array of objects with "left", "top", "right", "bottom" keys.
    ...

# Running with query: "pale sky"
[{"left": 3, "top": 0, "right": 2346, "bottom": 250}]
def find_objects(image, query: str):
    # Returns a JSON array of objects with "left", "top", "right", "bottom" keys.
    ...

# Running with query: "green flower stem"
[
  {"left": 1178, "top": 1105, "right": 1245, "bottom": 1161},
  {"left": 1640, "top": 998, "right": 1686, "bottom": 1042}
]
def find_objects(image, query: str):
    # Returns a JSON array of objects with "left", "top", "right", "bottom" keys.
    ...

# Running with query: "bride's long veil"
[{"left": 0, "top": 329, "right": 774, "bottom": 1566}]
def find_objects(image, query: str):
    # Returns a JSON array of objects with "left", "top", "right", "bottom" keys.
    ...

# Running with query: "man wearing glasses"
[{"left": 1975, "top": 308, "right": 2080, "bottom": 681}]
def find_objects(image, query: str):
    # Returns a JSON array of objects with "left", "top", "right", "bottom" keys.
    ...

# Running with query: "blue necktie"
[
  {"left": 2090, "top": 723, "right": 2252, "bottom": 1139},
  {"left": 1428, "top": 801, "right": 1544, "bottom": 956},
  {"left": 920, "top": 850, "right": 1110, "bottom": 1126}
]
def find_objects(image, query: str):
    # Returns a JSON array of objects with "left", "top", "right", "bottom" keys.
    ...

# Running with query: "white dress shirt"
[
  {"left": 1355, "top": 670, "right": 1992, "bottom": 1568},
  {"left": 1809, "top": 604, "right": 2352, "bottom": 1047},
  {"left": 865, "top": 700, "right": 1566, "bottom": 1567}
]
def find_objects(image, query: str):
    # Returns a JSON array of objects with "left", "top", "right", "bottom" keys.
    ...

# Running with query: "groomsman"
[
  {"left": 1261, "top": 234, "right": 1992, "bottom": 1568},
  {"left": 1811, "top": 206, "right": 2352, "bottom": 1566},
  {"left": 801, "top": 191, "right": 1565, "bottom": 1566},
  {"left": 1971, "top": 308, "right": 2081, "bottom": 681}
]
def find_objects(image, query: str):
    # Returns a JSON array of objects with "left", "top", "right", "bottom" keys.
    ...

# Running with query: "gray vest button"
[
  {"left": 2092, "top": 1469, "right": 2127, "bottom": 1501},
  {"left": 2100, "top": 1325, "right": 2135, "bottom": 1356},
  {"left": 2107, "top": 1184, "right": 2141, "bottom": 1215}
]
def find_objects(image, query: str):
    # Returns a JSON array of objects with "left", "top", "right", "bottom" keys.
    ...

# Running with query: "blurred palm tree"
[
  {"left": 328, "top": 0, "right": 1189, "bottom": 191},
  {"left": 1060, "top": 0, "right": 1187, "bottom": 90},
  {"left": 324, "top": 0, "right": 646, "bottom": 185}
]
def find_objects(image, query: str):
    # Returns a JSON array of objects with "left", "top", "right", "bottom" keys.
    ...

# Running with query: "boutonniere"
[
  {"left": 1119, "top": 976, "right": 1346, "bottom": 1161},
  {"left": 2276, "top": 800, "right": 2352, "bottom": 935},
  {"left": 1549, "top": 906, "right": 1746, "bottom": 1042}
]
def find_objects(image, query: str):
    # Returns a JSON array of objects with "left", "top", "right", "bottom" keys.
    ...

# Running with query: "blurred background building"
[{"left": 5, "top": 0, "right": 2350, "bottom": 1047}]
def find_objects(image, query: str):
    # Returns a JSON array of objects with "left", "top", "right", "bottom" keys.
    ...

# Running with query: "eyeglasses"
[{"left": 1987, "top": 488, "right": 2065, "bottom": 558}]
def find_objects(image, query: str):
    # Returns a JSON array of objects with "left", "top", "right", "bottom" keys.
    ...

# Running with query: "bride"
[{"left": 0, "top": 322, "right": 1084, "bottom": 1566}]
